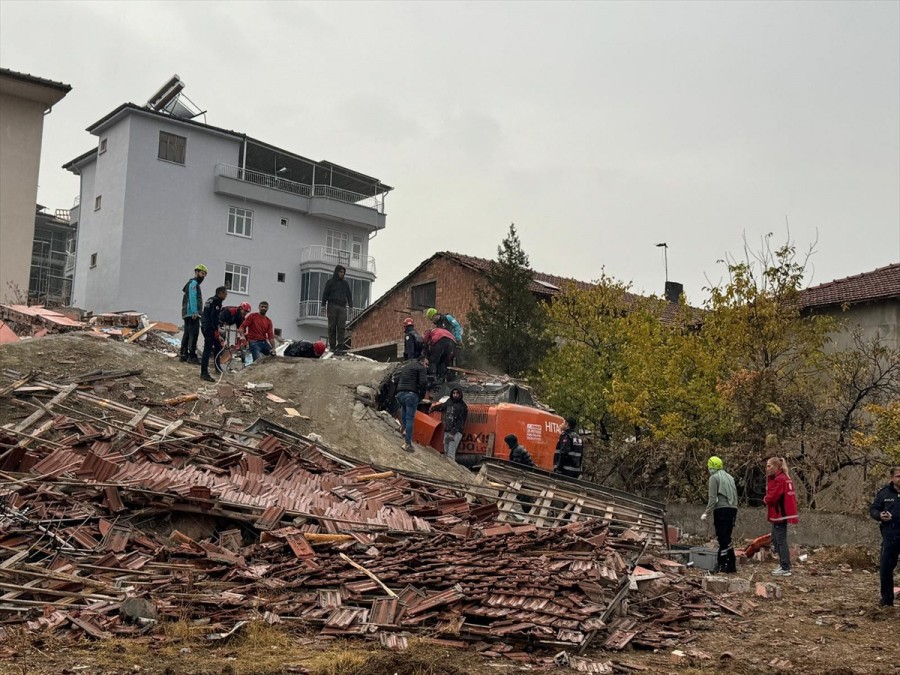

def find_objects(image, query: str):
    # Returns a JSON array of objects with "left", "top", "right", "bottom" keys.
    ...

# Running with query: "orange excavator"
[{"left": 410, "top": 381, "right": 565, "bottom": 469}]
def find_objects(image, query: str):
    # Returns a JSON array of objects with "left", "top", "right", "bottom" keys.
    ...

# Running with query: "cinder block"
[{"left": 754, "top": 582, "right": 782, "bottom": 600}]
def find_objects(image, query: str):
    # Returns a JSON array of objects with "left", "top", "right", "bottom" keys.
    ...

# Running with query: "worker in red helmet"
[
  {"left": 284, "top": 339, "right": 327, "bottom": 359},
  {"left": 403, "top": 317, "right": 423, "bottom": 361},
  {"left": 218, "top": 302, "right": 251, "bottom": 330}
]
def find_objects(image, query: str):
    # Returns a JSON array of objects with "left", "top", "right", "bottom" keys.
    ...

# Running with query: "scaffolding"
[{"left": 28, "top": 209, "right": 75, "bottom": 307}]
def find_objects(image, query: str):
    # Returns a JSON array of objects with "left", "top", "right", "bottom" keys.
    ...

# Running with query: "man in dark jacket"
[
  {"left": 431, "top": 387, "right": 468, "bottom": 462},
  {"left": 870, "top": 466, "right": 900, "bottom": 607},
  {"left": 504, "top": 434, "right": 535, "bottom": 468},
  {"left": 395, "top": 356, "right": 428, "bottom": 452},
  {"left": 180, "top": 264, "right": 207, "bottom": 363},
  {"left": 403, "top": 318, "right": 423, "bottom": 360},
  {"left": 553, "top": 417, "right": 584, "bottom": 479},
  {"left": 321, "top": 265, "right": 353, "bottom": 353},
  {"left": 199, "top": 286, "right": 228, "bottom": 382},
  {"left": 284, "top": 340, "right": 326, "bottom": 359},
  {"left": 219, "top": 302, "right": 250, "bottom": 330}
]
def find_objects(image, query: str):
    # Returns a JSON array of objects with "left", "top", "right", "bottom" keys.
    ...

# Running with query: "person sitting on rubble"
[
  {"left": 504, "top": 434, "right": 536, "bottom": 468},
  {"left": 423, "top": 327, "right": 457, "bottom": 386},
  {"left": 553, "top": 417, "right": 584, "bottom": 479},
  {"left": 430, "top": 387, "right": 468, "bottom": 462},
  {"left": 180, "top": 263, "right": 207, "bottom": 363},
  {"left": 241, "top": 301, "right": 277, "bottom": 363},
  {"left": 199, "top": 286, "right": 228, "bottom": 382},
  {"left": 394, "top": 355, "right": 429, "bottom": 453},
  {"left": 425, "top": 307, "right": 463, "bottom": 342},
  {"left": 403, "top": 318, "right": 424, "bottom": 361},
  {"left": 284, "top": 340, "right": 327, "bottom": 359},
  {"left": 700, "top": 456, "right": 738, "bottom": 573}
]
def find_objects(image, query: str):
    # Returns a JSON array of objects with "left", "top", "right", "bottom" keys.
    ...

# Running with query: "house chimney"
[{"left": 665, "top": 281, "right": 683, "bottom": 304}]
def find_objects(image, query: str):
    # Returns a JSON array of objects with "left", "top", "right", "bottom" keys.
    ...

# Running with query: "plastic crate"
[{"left": 689, "top": 546, "right": 718, "bottom": 571}]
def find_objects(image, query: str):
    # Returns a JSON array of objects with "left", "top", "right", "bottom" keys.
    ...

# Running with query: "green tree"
[{"left": 467, "top": 224, "right": 551, "bottom": 376}]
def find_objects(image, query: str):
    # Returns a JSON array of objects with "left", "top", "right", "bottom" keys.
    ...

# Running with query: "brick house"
[{"left": 347, "top": 251, "right": 680, "bottom": 359}]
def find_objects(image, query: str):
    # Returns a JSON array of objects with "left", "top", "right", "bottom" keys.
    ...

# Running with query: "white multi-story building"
[{"left": 64, "top": 97, "right": 391, "bottom": 342}]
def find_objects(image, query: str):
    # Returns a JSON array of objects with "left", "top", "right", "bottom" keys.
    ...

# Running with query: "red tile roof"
[{"left": 800, "top": 263, "right": 900, "bottom": 309}]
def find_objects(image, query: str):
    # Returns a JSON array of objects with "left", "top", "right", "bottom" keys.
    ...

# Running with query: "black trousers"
[
  {"left": 880, "top": 538, "right": 899, "bottom": 605},
  {"left": 429, "top": 338, "right": 456, "bottom": 383},
  {"left": 327, "top": 303, "right": 348, "bottom": 351},
  {"left": 181, "top": 317, "right": 200, "bottom": 357},
  {"left": 714, "top": 507, "right": 738, "bottom": 573},
  {"left": 200, "top": 326, "right": 221, "bottom": 375}
]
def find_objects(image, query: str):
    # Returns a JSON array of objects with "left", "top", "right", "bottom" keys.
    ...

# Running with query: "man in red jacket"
[
  {"left": 241, "top": 301, "right": 276, "bottom": 362},
  {"left": 763, "top": 456, "right": 799, "bottom": 576}
]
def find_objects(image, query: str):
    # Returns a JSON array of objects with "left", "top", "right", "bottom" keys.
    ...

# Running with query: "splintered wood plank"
[
  {"left": 533, "top": 490, "right": 555, "bottom": 527},
  {"left": 495, "top": 480, "right": 522, "bottom": 522}
]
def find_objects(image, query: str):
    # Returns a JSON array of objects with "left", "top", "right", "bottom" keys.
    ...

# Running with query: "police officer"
[
  {"left": 553, "top": 417, "right": 584, "bottom": 479},
  {"left": 199, "top": 286, "right": 228, "bottom": 382},
  {"left": 870, "top": 465, "right": 900, "bottom": 607}
]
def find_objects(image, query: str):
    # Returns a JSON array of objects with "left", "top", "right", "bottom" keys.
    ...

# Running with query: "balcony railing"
[
  {"left": 299, "top": 245, "right": 376, "bottom": 274},
  {"left": 215, "top": 165, "right": 384, "bottom": 213},
  {"left": 298, "top": 301, "right": 364, "bottom": 322}
]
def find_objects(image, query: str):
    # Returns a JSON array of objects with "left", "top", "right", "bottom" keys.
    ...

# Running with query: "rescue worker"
[
  {"left": 504, "top": 434, "right": 535, "bottom": 468},
  {"left": 403, "top": 318, "right": 424, "bottom": 360},
  {"left": 553, "top": 417, "right": 584, "bottom": 479},
  {"left": 869, "top": 465, "right": 900, "bottom": 606},
  {"left": 219, "top": 302, "right": 251, "bottom": 330},
  {"left": 425, "top": 307, "right": 463, "bottom": 342},
  {"left": 180, "top": 264, "right": 207, "bottom": 363},
  {"left": 321, "top": 265, "right": 353, "bottom": 353},
  {"left": 763, "top": 456, "right": 799, "bottom": 576},
  {"left": 284, "top": 340, "right": 327, "bottom": 359},
  {"left": 700, "top": 456, "right": 739, "bottom": 573},
  {"left": 395, "top": 355, "right": 428, "bottom": 452},
  {"left": 423, "top": 327, "right": 457, "bottom": 385},
  {"left": 430, "top": 387, "right": 468, "bottom": 462},
  {"left": 199, "top": 286, "right": 228, "bottom": 382}
]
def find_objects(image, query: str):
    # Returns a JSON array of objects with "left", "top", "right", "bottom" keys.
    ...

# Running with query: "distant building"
[
  {"left": 347, "top": 251, "right": 684, "bottom": 359},
  {"left": 0, "top": 68, "right": 71, "bottom": 303},
  {"left": 29, "top": 205, "right": 76, "bottom": 306},
  {"left": 800, "top": 262, "right": 900, "bottom": 350},
  {"left": 63, "top": 80, "right": 391, "bottom": 341}
]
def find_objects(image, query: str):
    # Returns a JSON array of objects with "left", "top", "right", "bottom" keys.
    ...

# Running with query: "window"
[
  {"left": 94, "top": 195, "right": 102, "bottom": 211},
  {"left": 89, "top": 253, "right": 97, "bottom": 268},
  {"left": 99, "top": 138, "right": 107, "bottom": 154},
  {"left": 274, "top": 328, "right": 282, "bottom": 337},
  {"left": 224, "top": 263, "right": 250, "bottom": 294},
  {"left": 280, "top": 217, "right": 289, "bottom": 227},
  {"left": 301, "top": 271, "right": 329, "bottom": 303},
  {"left": 158, "top": 131, "right": 186, "bottom": 164},
  {"left": 277, "top": 272, "right": 286, "bottom": 283},
  {"left": 326, "top": 229, "right": 350, "bottom": 253},
  {"left": 351, "top": 234, "right": 364, "bottom": 268},
  {"left": 410, "top": 281, "right": 436, "bottom": 310},
  {"left": 227, "top": 206, "right": 253, "bottom": 238},
  {"left": 348, "top": 278, "right": 371, "bottom": 309}
]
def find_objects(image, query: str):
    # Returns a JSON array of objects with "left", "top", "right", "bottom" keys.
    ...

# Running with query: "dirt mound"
[{"left": 0, "top": 334, "right": 475, "bottom": 485}]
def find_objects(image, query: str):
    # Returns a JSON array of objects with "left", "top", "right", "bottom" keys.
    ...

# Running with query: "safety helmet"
[
  {"left": 403, "top": 318, "right": 415, "bottom": 327},
  {"left": 313, "top": 340, "right": 326, "bottom": 357},
  {"left": 707, "top": 456, "right": 723, "bottom": 471},
  {"left": 194, "top": 264, "right": 208, "bottom": 273},
  {"left": 425, "top": 308, "right": 438, "bottom": 320},
  {"left": 239, "top": 302, "right": 251, "bottom": 312}
]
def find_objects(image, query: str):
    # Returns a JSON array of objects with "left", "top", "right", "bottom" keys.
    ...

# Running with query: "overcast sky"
[{"left": 2, "top": 1, "right": 898, "bottom": 304}]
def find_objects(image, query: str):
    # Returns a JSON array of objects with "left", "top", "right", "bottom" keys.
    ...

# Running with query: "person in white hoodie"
[{"left": 701, "top": 455, "right": 739, "bottom": 573}]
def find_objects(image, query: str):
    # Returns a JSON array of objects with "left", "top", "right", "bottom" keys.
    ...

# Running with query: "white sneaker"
[{"left": 772, "top": 568, "right": 791, "bottom": 576}]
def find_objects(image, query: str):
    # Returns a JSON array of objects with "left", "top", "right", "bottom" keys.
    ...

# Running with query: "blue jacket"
[{"left": 181, "top": 278, "right": 203, "bottom": 319}]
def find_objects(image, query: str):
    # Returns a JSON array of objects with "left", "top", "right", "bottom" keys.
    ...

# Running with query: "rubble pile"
[{"left": 0, "top": 370, "right": 750, "bottom": 659}]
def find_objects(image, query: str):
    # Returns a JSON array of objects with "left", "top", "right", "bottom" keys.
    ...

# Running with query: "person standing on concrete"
[
  {"left": 869, "top": 466, "right": 900, "bottom": 606},
  {"left": 402, "top": 318, "right": 423, "bottom": 361},
  {"left": 701, "top": 456, "right": 739, "bottom": 573},
  {"left": 321, "top": 265, "right": 353, "bottom": 353},
  {"left": 430, "top": 387, "right": 468, "bottom": 462},
  {"left": 241, "top": 301, "right": 276, "bottom": 362},
  {"left": 199, "top": 286, "right": 227, "bottom": 382},
  {"left": 504, "top": 434, "right": 536, "bottom": 468},
  {"left": 180, "top": 264, "right": 207, "bottom": 363},
  {"left": 394, "top": 355, "right": 428, "bottom": 453},
  {"left": 553, "top": 417, "right": 584, "bottom": 479},
  {"left": 763, "top": 456, "right": 799, "bottom": 576}
]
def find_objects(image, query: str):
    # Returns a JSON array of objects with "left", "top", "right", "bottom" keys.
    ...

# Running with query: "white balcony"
[
  {"left": 299, "top": 245, "right": 376, "bottom": 275},
  {"left": 297, "top": 301, "right": 363, "bottom": 325}
]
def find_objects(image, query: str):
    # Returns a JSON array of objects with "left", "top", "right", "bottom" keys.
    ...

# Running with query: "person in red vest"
[
  {"left": 764, "top": 456, "right": 799, "bottom": 576},
  {"left": 422, "top": 327, "right": 457, "bottom": 385}
]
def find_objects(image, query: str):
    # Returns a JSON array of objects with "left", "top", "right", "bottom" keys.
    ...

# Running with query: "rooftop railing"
[
  {"left": 298, "top": 300, "right": 363, "bottom": 322},
  {"left": 299, "top": 245, "right": 376, "bottom": 274}
]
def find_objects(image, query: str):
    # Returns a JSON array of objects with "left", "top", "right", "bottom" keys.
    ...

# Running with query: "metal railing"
[
  {"left": 298, "top": 301, "right": 364, "bottom": 322},
  {"left": 215, "top": 165, "right": 384, "bottom": 213},
  {"left": 299, "top": 246, "right": 376, "bottom": 274},
  {"left": 55, "top": 209, "right": 70, "bottom": 222},
  {"left": 216, "top": 164, "right": 312, "bottom": 197}
]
